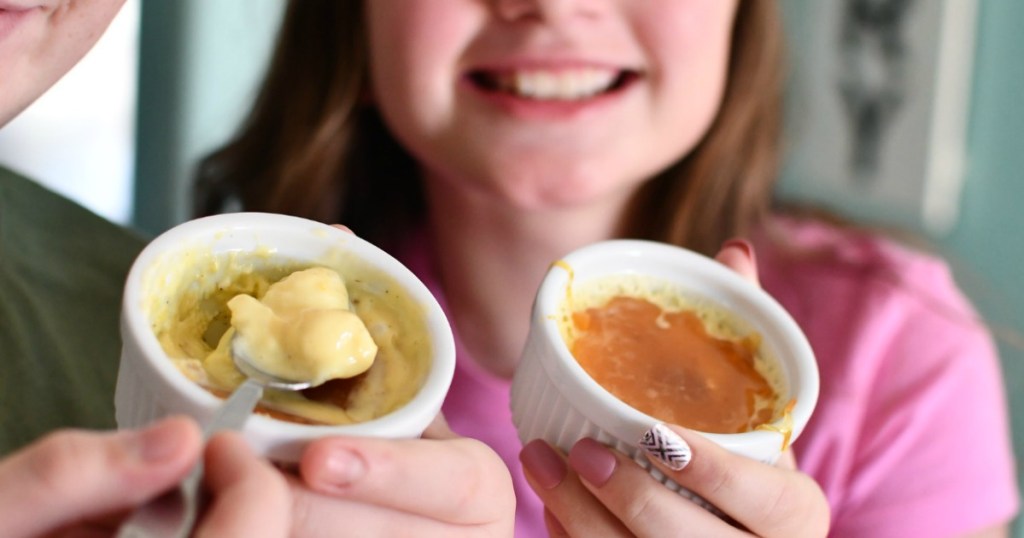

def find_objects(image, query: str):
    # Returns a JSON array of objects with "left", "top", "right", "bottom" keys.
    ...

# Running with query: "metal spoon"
[{"left": 116, "top": 333, "right": 313, "bottom": 538}]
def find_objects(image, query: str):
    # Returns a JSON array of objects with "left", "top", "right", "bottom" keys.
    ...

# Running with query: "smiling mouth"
[{"left": 468, "top": 68, "right": 638, "bottom": 101}]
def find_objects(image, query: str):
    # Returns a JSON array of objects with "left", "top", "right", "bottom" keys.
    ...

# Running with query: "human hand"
[
  {"left": 521, "top": 423, "right": 828, "bottom": 537},
  {"left": 517, "top": 239, "right": 830, "bottom": 537},
  {"left": 288, "top": 414, "right": 516, "bottom": 537},
  {"left": 277, "top": 223, "right": 513, "bottom": 535},
  {"left": 0, "top": 416, "right": 291, "bottom": 538},
  {"left": 195, "top": 430, "right": 291, "bottom": 537}
]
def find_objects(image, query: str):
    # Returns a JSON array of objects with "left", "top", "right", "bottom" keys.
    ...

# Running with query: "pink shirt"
[{"left": 395, "top": 217, "right": 1019, "bottom": 537}]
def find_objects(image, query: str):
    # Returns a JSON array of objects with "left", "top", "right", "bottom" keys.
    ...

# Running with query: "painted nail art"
[
  {"left": 520, "top": 439, "right": 567, "bottom": 490},
  {"left": 639, "top": 423, "right": 692, "bottom": 471}
]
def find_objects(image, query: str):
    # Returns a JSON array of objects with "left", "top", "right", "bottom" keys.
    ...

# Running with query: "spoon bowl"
[{"left": 230, "top": 333, "right": 315, "bottom": 392}]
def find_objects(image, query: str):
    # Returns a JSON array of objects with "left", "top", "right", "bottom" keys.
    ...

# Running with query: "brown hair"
[
  {"left": 626, "top": 1, "right": 785, "bottom": 254},
  {"left": 196, "top": 1, "right": 785, "bottom": 255}
]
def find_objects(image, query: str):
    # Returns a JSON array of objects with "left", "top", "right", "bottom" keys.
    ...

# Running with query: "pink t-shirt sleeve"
[
  {"left": 830, "top": 258, "right": 1018, "bottom": 537},
  {"left": 763, "top": 229, "right": 1020, "bottom": 538}
]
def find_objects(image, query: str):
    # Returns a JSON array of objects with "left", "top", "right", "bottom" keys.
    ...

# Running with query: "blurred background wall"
[
  {"left": 0, "top": 0, "right": 1020, "bottom": 533},
  {"left": 130, "top": 0, "right": 284, "bottom": 232}
]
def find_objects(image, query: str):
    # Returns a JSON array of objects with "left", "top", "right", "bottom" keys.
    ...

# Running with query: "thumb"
[
  {"left": 715, "top": 238, "right": 759, "bottom": 284},
  {"left": 0, "top": 416, "right": 202, "bottom": 538}
]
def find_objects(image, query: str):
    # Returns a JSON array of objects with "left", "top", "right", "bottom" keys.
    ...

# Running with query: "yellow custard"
[
  {"left": 150, "top": 250, "right": 432, "bottom": 425},
  {"left": 226, "top": 267, "right": 378, "bottom": 386}
]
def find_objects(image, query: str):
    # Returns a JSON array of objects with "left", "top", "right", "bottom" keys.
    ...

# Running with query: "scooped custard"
[
  {"left": 150, "top": 250, "right": 432, "bottom": 425},
  {"left": 226, "top": 267, "right": 378, "bottom": 386},
  {"left": 557, "top": 272, "right": 785, "bottom": 434}
]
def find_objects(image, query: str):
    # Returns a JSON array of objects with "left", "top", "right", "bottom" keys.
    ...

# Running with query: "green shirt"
[{"left": 0, "top": 167, "right": 148, "bottom": 454}]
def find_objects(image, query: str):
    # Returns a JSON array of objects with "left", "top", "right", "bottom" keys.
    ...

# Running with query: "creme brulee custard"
[
  {"left": 557, "top": 272, "right": 786, "bottom": 434},
  {"left": 226, "top": 267, "right": 378, "bottom": 386},
  {"left": 152, "top": 249, "right": 432, "bottom": 425}
]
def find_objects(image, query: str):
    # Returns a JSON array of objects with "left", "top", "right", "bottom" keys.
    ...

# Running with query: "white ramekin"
[
  {"left": 115, "top": 212, "right": 455, "bottom": 462},
  {"left": 510, "top": 239, "right": 818, "bottom": 496}
]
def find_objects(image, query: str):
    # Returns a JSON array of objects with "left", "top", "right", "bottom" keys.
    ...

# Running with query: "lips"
[
  {"left": 0, "top": 4, "right": 37, "bottom": 41},
  {"left": 0, "top": 1, "right": 43, "bottom": 11},
  {"left": 468, "top": 67, "right": 639, "bottom": 101}
]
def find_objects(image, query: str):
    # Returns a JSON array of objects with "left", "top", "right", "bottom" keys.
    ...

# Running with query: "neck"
[{"left": 423, "top": 175, "right": 631, "bottom": 379}]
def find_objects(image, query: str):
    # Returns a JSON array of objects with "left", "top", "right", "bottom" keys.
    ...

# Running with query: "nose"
[{"left": 492, "top": 0, "right": 592, "bottom": 23}]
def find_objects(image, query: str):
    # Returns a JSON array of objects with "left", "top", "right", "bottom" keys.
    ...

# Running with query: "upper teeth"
[{"left": 495, "top": 69, "right": 619, "bottom": 100}]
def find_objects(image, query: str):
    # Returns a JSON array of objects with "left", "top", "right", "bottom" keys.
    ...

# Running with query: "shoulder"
[
  {"left": 754, "top": 213, "right": 1003, "bottom": 453},
  {"left": 754, "top": 214, "right": 979, "bottom": 340},
  {"left": 0, "top": 166, "right": 148, "bottom": 259},
  {"left": 1, "top": 165, "right": 85, "bottom": 211},
  {"left": 0, "top": 167, "right": 152, "bottom": 452},
  {"left": 755, "top": 216, "right": 1018, "bottom": 534}
]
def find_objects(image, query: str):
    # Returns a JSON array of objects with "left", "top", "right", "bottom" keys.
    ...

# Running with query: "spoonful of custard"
[
  {"left": 226, "top": 266, "right": 379, "bottom": 386},
  {"left": 207, "top": 265, "right": 379, "bottom": 429}
]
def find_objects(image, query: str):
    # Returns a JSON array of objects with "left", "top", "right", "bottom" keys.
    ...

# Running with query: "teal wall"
[
  {"left": 942, "top": 2, "right": 1024, "bottom": 534},
  {"left": 132, "top": 0, "right": 282, "bottom": 234}
]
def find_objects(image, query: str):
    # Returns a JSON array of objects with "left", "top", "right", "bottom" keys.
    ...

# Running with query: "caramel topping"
[{"left": 570, "top": 296, "right": 778, "bottom": 433}]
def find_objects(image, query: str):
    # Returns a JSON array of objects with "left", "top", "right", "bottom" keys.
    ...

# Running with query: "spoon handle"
[
  {"left": 205, "top": 379, "right": 265, "bottom": 435},
  {"left": 116, "top": 380, "right": 265, "bottom": 538}
]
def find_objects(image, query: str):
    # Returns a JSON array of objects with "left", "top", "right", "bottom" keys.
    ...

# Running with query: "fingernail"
[
  {"left": 722, "top": 238, "right": 756, "bottom": 265},
  {"left": 639, "top": 424, "right": 692, "bottom": 471},
  {"left": 131, "top": 418, "right": 187, "bottom": 463},
  {"left": 520, "top": 440, "right": 566, "bottom": 490},
  {"left": 568, "top": 438, "right": 617, "bottom": 487},
  {"left": 322, "top": 447, "right": 367, "bottom": 487}
]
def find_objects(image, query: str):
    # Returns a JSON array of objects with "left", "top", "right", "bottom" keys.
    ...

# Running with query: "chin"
[{"left": 488, "top": 167, "right": 636, "bottom": 213}]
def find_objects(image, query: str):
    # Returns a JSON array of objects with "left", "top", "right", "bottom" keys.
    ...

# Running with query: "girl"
[{"left": 197, "top": 1, "right": 1019, "bottom": 536}]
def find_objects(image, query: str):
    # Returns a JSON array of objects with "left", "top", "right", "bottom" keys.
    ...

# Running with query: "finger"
[
  {"left": 299, "top": 436, "right": 513, "bottom": 526},
  {"left": 287, "top": 476, "right": 498, "bottom": 538},
  {"left": 639, "top": 424, "right": 829, "bottom": 538},
  {"left": 330, "top": 224, "right": 354, "bottom": 234},
  {"left": 519, "top": 440, "right": 631, "bottom": 537},
  {"left": 544, "top": 508, "right": 569, "bottom": 537},
  {"left": 0, "top": 417, "right": 202, "bottom": 538},
  {"left": 715, "top": 238, "right": 759, "bottom": 284},
  {"left": 776, "top": 449, "right": 797, "bottom": 471},
  {"left": 421, "top": 413, "right": 457, "bottom": 440},
  {"left": 46, "top": 526, "right": 112, "bottom": 538},
  {"left": 566, "top": 438, "right": 752, "bottom": 537},
  {"left": 195, "top": 432, "right": 290, "bottom": 538}
]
